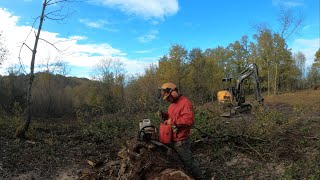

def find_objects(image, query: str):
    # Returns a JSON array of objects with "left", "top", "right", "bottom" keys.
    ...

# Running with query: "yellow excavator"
[{"left": 217, "top": 63, "right": 264, "bottom": 117}]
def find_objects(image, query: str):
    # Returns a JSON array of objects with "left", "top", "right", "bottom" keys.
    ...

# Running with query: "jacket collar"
[{"left": 173, "top": 95, "right": 182, "bottom": 103}]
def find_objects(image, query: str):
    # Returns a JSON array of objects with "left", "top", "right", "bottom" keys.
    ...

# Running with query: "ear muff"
[{"left": 170, "top": 90, "right": 179, "bottom": 98}]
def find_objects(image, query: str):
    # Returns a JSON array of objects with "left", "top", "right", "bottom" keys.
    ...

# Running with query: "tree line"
[
  {"left": 0, "top": 29, "right": 319, "bottom": 120},
  {"left": 3, "top": 1, "right": 320, "bottom": 138}
]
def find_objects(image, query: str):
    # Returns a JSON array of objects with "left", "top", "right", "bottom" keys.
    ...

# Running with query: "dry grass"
[
  {"left": 266, "top": 89, "right": 320, "bottom": 106},
  {"left": 192, "top": 89, "right": 320, "bottom": 179}
]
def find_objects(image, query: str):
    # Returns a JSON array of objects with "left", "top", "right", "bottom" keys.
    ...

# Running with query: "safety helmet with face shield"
[{"left": 160, "top": 82, "right": 177, "bottom": 100}]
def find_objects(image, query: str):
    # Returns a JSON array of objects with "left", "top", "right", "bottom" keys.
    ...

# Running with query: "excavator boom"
[{"left": 217, "top": 63, "right": 264, "bottom": 117}]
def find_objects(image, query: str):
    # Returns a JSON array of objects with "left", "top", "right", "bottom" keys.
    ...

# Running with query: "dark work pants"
[{"left": 173, "top": 138, "right": 206, "bottom": 180}]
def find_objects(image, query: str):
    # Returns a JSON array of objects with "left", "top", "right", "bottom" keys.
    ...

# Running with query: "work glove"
[
  {"left": 171, "top": 125, "right": 178, "bottom": 132},
  {"left": 166, "top": 119, "right": 178, "bottom": 133},
  {"left": 157, "top": 110, "right": 167, "bottom": 120}
]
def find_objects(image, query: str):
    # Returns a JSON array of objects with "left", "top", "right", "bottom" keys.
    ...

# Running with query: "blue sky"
[{"left": 0, "top": 0, "right": 319, "bottom": 78}]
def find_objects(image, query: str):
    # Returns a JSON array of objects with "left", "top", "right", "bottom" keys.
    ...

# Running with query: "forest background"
[
  {"left": 0, "top": 0, "right": 320, "bottom": 178},
  {"left": 1, "top": 30, "right": 319, "bottom": 119}
]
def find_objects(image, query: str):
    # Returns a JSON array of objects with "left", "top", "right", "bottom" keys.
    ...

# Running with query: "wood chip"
[
  {"left": 87, "top": 160, "right": 96, "bottom": 167},
  {"left": 26, "top": 140, "right": 36, "bottom": 145},
  {"left": 105, "top": 160, "right": 120, "bottom": 167}
]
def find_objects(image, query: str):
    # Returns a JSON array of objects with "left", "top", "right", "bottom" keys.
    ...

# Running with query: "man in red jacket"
[{"left": 159, "top": 82, "right": 205, "bottom": 180}]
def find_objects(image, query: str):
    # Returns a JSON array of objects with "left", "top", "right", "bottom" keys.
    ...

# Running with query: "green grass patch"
[{"left": 80, "top": 114, "right": 137, "bottom": 144}]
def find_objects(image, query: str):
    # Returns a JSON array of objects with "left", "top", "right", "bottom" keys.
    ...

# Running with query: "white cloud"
[
  {"left": 302, "top": 25, "right": 311, "bottom": 30},
  {"left": 80, "top": 18, "right": 108, "bottom": 28},
  {"left": 134, "top": 49, "right": 154, "bottom": 54},
  {"left": 137, "top": 30, "right": 158, "bottom": 43},
  {"left": 272, "top": 0, "right": 304, "bottom": 7},
  {"left": 0, "top": 8, "right": 19, "bottom": 26},
  {"left": 0, "top": 8, "right": 152, "bottom": 77},
  {"left": 79, "top": 18, "right": 118, "bottom": 32},
  {"left": 89, "top": 0, "right": 179, "bottom": 19},
  {"left": 291, "top": 38, "right": 320, "bottom": 67},
  {"left": 122, "top": 56, "right": 159, "bottom": 75},
  {"left": 150, "top": 20, "right": 160, "bottom": 25}
]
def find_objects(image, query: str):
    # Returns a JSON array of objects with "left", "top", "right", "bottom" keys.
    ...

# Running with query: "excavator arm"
[
  {"left": 235, "top": 63, "right": 264, "bottom": 104},
  {"left": 217, "top": 63, "right": 264, "bottom": 117}
]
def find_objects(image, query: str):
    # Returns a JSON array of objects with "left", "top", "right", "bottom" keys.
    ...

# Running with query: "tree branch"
[
  {"left": 45, "top": 9, "right": 62, "bottom": 17},
  {"left": 45, "top": 7, "right": 75, "bottom": 23},
  {"left": 22, "top": 17, "right": 40, "bottom": 44},
  {"left": 47, "top": 0, "right": 68, "bottom": 6},
  {"left": 241, "top": 140, "right": 265, "bottom": 161},
  {"left": 17, "top": 44, "right": 31, "bottom": 74},
  {"left": 38, "top": 38, "right": 64, "bottom": 53}
]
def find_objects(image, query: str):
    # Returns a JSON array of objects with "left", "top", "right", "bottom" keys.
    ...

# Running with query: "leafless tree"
[
  {"left": 0, "top": 32, "right": 8, "bottom": 66},
  {"left": 16, "top": 0, "right": 74, "bottom": 138},
  {"left": 252, "top": 4, "right": 304, "bottom": 95},
  {"left": 55, "top": 60, "right": 71, "bottom": 76},
  {"left": 293, "top": 51, "right": 306, "bottom": 77},
  {"left": 271, "top": 4, "right": 304, "bottom": 94},
  {"left": 6, "top": 64, "right": 23, "bottom": 76},
  {"left": 92, "top": 58, "right": 126, "bottom": 82},
  {"left": 37, "top": 56, "right": 71, "bottom": 76},
  {"left": 277, "top": 4, "right": 304, "bottom": 40}
]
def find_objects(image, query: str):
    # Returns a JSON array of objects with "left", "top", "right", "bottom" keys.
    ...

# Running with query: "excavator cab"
[
  {"left": 217, "top": 63, "right": 264, "bottom": 117},
  {"left": 217, "top": 78, "right": 235, "bottom": 104}
]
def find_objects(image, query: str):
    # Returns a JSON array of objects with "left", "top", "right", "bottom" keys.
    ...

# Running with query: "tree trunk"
[
  {"left": 267, "top": 63, "right": 270, "bottom": 96},
  {"left": 273, "top": 63, "right": 278, "bottom": 95},
  {"left": 16, "top": 0, "right": 47, "bottom": 138}
]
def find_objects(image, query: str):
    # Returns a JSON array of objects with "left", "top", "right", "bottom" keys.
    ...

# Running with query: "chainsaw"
[
  {"left": 137, "top": 118, "right": 173, "bottom": 145},
  {"left": 138, "top": 119, "right": 157, "bottom": 142},
  {"left": 137, "top": 118, "right": 174, "bottom": 156}
]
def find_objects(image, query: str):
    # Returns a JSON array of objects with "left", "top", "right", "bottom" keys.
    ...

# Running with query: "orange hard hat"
[{"left": 160, "top": 82, "right": 177, "bottom": 100}]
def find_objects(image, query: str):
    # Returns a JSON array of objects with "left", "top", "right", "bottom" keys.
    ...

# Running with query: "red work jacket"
[{"left": 164, "top": 96, "right": 194, "bottom": 141}]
